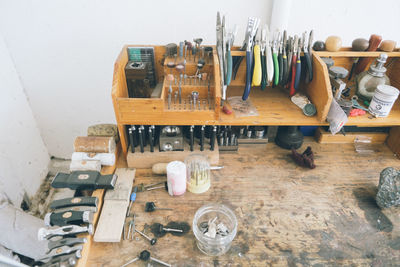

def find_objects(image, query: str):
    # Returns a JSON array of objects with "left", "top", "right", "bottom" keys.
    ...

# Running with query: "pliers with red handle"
[{"left": 289, "top": 35, "right": 299, "bottom": 96}]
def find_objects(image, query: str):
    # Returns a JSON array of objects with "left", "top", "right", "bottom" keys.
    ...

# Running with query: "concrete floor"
[{"left": 28, "top": 158, "right": 74, "bottom": 218}]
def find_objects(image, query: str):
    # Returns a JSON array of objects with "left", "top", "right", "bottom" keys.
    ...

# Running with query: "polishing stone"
[
  {"left": 87, "top": 124, "right": 119, "bottom": 143},
  {"left": 352, "top": 38, "right": 369, "bottom": 51},
  {"left": 376, "top": 167, "right": 400, "bottom": 208},
  {"left": 379, "top": 40, "right": 396, "bottom": 52},
  {"left": 312, "top": 41, "right": 325, "bottom": 51},
  {"left": 325, "top": 36, "right": 342, "bottom": 52}
]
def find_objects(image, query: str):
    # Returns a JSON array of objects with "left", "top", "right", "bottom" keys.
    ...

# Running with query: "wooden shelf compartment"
[{"left": 312, "top": 49, "right": 400, "bottom": 126}]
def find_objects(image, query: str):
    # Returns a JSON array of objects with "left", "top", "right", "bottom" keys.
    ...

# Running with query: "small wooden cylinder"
[{"left": 74, "top": 136, "right": 116, "bottom": 153}]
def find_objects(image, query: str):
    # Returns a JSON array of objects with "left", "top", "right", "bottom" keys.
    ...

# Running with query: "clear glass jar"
[
  {"left": 185, "top": 154, "right": 210, "bottom": 194},
  {"left": 356, "top": 53, "right": 390, "bottom": 101},
  {"left": 193, "top": 203, "right": 237, "bottom": 256}
]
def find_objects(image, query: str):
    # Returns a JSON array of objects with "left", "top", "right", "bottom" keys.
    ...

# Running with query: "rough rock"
[{"left": 376, "top": 167, "right": 400, "bottom": 208}]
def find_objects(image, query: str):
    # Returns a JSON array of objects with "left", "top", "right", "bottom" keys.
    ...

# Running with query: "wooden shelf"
[
  {"left": 220, "top": 86, "right": 323, "bottom": 126},
  {"left": 112, "top": 45, "right": 400, "bottom": 155}
]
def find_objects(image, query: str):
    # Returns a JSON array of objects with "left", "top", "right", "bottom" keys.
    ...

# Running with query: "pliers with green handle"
[
  {"left": 225, "top": 25, "right": 237, "bottom": 86},
  {"left": 272, "top": 31, "right": 280, "bottom": 87}
]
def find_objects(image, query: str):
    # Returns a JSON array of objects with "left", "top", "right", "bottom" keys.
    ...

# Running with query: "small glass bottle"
[{"left": 356, "top": 53, "right": 390, "bottom": 101}]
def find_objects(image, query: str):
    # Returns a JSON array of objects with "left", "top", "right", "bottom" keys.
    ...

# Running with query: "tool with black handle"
[
  {"left": 303, "top": 31, "right": 313, "bottom": 83},
  {"left": 200, "top": 125, "right": 205, "bottom": 151},
  {"left": 51, "top": 171, "right": 117, "bottom": 190},
  {"left": 50, "top": 197, "right": 98, "bottom": 210},
  {"left": 260, "top": 26, "right": 268, "bottom": 90},
  {"left": 210, "top": 126, "right": 216, "bottom": 151},
  {"left": 129, "top": 126, "right": 135, "bottom": 153},
  {"left": 149, "top": 127, "right": 154, "bottom": 152},
  {"left": 138, "top": 126, "right": 144, "bottom": 153},
  {"left": 294, "top": 37, "right": 302, "bottom": 91},
  {"left": 44, "top": 210, "right": 93, "bottom": 227},
  {"left": 190, "top": 125, "right": 194, "bottom": 151}
]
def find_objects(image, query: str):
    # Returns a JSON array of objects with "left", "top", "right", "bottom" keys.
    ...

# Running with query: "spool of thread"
[
  {"left": 166, "top": 161, "right": 186, "bottom": 196},
  {"left": 71, "top": 152, "right": 115, "bottom": 166}
]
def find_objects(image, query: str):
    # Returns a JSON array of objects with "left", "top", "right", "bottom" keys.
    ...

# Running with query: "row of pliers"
[{"left": 271, "top": 30, "right": 314, "bottom": 96}]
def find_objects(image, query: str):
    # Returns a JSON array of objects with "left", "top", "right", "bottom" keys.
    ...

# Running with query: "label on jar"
[{"left": 369, "top": 96, "right": 395, "bottom": 117}]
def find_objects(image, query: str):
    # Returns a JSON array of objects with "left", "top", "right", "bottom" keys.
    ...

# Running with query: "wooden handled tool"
[{"left": 354, "top": 34, "right": 382, "bottom": 75}]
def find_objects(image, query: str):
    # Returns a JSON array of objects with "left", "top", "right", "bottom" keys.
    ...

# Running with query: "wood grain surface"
[{"left": 87, "top": 140, "right": 400, "bottom": 266}]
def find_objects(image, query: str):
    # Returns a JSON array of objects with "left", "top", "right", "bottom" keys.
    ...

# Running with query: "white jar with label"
[{"left": 369, "top": 85, "right": 399, "bottom": 117}]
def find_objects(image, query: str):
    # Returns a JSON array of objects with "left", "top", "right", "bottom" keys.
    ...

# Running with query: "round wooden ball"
[{"left": 325, "top": 36, "right": 342, "bottom": 52}]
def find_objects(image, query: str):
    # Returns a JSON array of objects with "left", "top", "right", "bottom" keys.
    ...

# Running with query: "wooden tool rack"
[{"left": 112, "top": 45, "right": 400, "bottom": 158}]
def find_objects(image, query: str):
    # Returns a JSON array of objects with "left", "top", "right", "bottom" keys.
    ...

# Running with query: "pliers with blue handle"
[{"left": 242, "top": 17, "right": 260, "bottom": 101}]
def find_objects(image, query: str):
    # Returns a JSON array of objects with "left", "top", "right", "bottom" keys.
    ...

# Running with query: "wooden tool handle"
[{"left": 354, "top": 34, "right": 382, "bottom": 75}]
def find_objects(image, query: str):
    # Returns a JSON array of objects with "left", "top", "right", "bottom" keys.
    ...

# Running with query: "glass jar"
[
  {"left": 185, "top": 154, "right": 211, "bottom": 194},
  {"left": 356, "top": 53, "right": 390, "bottom": 101},
  {"left": 193, "top": 203, "right": 238, "bottom": 256}
]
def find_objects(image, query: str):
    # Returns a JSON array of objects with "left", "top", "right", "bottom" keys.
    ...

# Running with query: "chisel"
[
  {"left": 200, "top": 125, "right": 205, "bottom": 151},
  {"left": 129, "top": 126, "right": 135, "bottom": 153},
  {"left": 190, "top": 126, "right": 194, "bottom": 151}
]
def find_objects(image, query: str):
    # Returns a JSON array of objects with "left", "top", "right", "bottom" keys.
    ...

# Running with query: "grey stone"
[{"left": 376, "top": 167, "right": 400, "bottom": 208}]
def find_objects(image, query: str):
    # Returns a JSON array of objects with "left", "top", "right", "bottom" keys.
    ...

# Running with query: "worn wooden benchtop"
[{"left": 87, "top": 139, "right": 400, "bottom": 266}]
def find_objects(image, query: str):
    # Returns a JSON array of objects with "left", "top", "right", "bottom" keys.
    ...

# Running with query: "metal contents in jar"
[{"left": 193, "top": 203, "right": 237, "bottom": 256}]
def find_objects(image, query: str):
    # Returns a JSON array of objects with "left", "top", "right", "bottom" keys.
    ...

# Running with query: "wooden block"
[
  {"left": 127, "top": 142, "right": 219, "bottom": 168},
  {"left": 74, "top": 136, "right": 116, "bottom": 153},
  {"left": 93, "top": 200, "right": 127, "bottom": 242},
  {"left": 104, "top": 168, "right": 135, "bottom": 201},
  {"left": 314, "top": 127, "right": 388, "bottom": 144},
  {"left": 94, "top": 168, "right": 135, "bottom": 243}
]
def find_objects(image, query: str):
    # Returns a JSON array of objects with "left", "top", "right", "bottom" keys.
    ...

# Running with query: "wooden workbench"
[{"left": 87, "top": 140, "right": 400, "bottom": 266}]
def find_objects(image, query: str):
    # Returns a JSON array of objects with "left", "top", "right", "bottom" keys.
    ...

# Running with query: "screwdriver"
[
  {"left": 126, "top": 187, "right": 137, "bottom": 217},
  {"left": 145, "top": 202, "right": 173, "bottom": 212}
]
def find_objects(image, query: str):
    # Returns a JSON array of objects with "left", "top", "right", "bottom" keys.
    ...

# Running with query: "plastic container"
[
  {"left": 185, "top": 154, "right": 211, "bottom": 194},
  {"left": 166, "top": 161, "right": 186, "bottom": 196},
  {"left": 368, "top": 85, "right": 399, "bottom": 117},
  {"left": 193, "top": 203, "right": 237, "bottom": 256}
]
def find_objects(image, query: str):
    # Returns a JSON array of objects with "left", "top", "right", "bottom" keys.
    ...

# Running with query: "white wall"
[
  {"left": 0, "top": 33, "right": 50, "bottom": 206},
  {"left": 0, "top": 0, "right": 273, "bottom": 159},
  {"left": 0, "top": 0, "right": 399, "bottom": 160}
]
